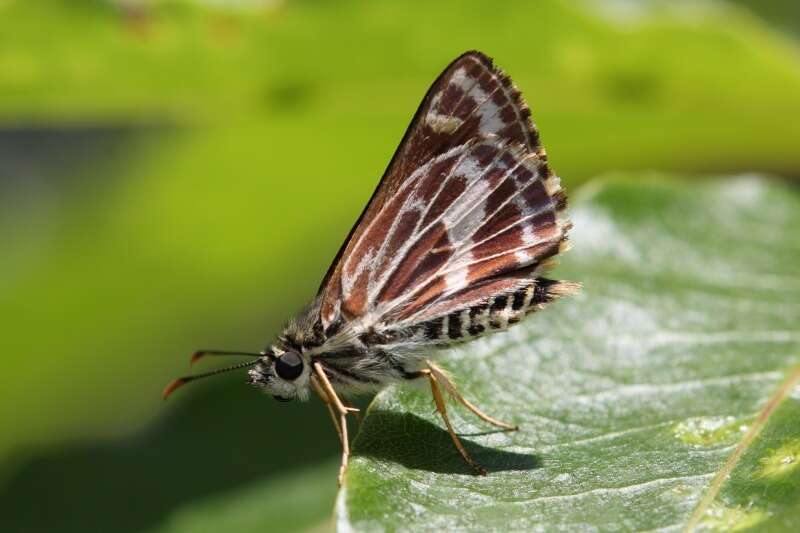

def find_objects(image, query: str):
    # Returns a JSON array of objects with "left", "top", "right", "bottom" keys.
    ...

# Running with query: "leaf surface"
[{"left": 340, "top": 176, "right": 800, "bottom": 532}]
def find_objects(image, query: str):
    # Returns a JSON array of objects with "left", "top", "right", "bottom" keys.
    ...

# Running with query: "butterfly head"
[
  {"left": 161, "top": 346, "right": 311, "bottom": 402},
  {"left": 247, "top": 347, "right": 311, "bottom": 402}
]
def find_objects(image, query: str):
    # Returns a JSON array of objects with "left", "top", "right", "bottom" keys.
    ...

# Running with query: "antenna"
[
  {"left": 162, "top": 359, "right": 260, "bottom": 400},
  {"left": 190, "top": 350, "right": 268, "bottom": 365}
]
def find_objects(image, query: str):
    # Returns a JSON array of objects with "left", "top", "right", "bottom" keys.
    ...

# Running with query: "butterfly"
[{"left": 163, "top": 50, "right": 577, "bottom": 485}]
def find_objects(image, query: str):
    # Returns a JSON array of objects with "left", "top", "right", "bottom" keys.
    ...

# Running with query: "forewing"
[
  {"left": 350, "top": 138, "right": 568, "bottom": 325},
  {"left": 383, "top": 50, "right": 542, "bottom": 189},
  {"left": 319, "top": 51, "right": 561, "bottom": 330}
]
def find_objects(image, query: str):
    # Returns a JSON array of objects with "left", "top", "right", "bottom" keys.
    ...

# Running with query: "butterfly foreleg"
[
  {"left": 426, "top": 360, "right": 518, "bottom": 431},
  {"left": 311, "top": 362, "right": 359, "bottom": 485},
  {"left": 310, "top": 374, "right": 344, "bottom": 445}
]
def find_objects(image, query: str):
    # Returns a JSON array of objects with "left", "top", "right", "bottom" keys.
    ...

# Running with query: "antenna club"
[{"left": 162, "top": 378, "right": 187, "bottom": 400}]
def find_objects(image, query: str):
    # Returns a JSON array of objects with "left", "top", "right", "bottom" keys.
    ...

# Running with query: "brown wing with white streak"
[{"left": 318, "top": 51, "right": 566, "bottom": 330}]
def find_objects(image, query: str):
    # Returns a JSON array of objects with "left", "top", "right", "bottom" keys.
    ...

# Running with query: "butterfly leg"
[
  {"left": 310, "top": 374, "right": 344, "bottom": 445},
  {"left": 312, "top": 362, "right": 358, "bottom": 485},
  {"left": 426, "top": 360, "right": 518, "bottom": 431},
  {"left": 423, "top": 368, "right": 487, "bottom": 475}
]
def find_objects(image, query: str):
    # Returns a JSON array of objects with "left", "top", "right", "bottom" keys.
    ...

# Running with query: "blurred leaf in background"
[
  {"left": 1, "top": 0, "right": 800, "bottom": 532},
  {"left": 729, "top": 0, "right": 800, "bottom": 35}
]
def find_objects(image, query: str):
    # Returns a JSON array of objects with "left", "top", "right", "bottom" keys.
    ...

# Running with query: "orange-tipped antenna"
[
  {"left": 162, "top": 359, "right": 261, "bottom": 400},
  {"left": 190, "top": 350, "right": 263, "bottom": 365},
  {"left": 162, "top": 378, "right": 188, "bottom": 400}
]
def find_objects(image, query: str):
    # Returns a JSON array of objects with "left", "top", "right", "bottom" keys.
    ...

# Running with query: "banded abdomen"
[{"left": 412, "top": 277, "right": 577, "bottom": 345}]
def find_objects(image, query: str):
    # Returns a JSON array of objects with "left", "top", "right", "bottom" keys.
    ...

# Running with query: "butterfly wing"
[{"left": 318, "top": 51, "right": 571, "bottom": 333}]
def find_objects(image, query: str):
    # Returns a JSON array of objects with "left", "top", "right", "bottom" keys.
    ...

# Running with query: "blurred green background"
[{"left": 1, "top": 1, "right": 799, "bottom": 531}]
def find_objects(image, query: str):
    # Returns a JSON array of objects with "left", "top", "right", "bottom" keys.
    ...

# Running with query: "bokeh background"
[{"left": 1, "top": 1, "right": 799, "bottom": 532}]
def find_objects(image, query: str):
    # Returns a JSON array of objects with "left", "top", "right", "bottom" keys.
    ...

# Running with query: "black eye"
[{"left": 275, "top": 351, "right": 304, "bottom": 381}]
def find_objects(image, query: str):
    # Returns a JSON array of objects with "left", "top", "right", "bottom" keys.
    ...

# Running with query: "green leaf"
[
  {"left": 340, "top": 176, "right": 800, "bottom": 531},
  {"left": 152, "top": 459, "right": 338, "bottom": 533}
]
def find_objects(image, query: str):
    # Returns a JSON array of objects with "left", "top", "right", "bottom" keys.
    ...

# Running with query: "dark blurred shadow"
[
  {"left": 353, "top": 410, "right": 540, "bottom": 475},
  {"left": 0, "top": 377, "right": 337, "bottom": 533},
  {"left": 0, "top": 124, "right": 159, "bottom": 188}
]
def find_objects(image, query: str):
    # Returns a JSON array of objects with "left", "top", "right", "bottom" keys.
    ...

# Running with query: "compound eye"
[{"left": 274, "top": 351, "right": 304, "bottom": 381}]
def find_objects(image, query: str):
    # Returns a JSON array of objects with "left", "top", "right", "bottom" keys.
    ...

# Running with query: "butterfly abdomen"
[{"left": 414, "top": 277, "right": 578, "bottom": 344}]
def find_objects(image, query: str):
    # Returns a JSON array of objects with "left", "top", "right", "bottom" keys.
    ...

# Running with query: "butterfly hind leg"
[
  {"left": 421, "top": 367, "right": 487, "bottom": 475},
  {"left": 426, "top": 360, "right": 518, "bottom": 431},
  {"left": 310, "top": 362, "right": 359, "bottom": 486}
]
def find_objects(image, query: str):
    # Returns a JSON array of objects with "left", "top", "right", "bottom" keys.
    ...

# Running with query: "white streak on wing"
[
  {"left": 353, "top": 145, "right": 466, "bottom": 301},
  {"left": 443, "top": 66, "right": 484, "bottom": 122},
  {"left": 412, "top": 144, "right": 521, "bottom": 244},
  {"left": 373, "top": 138, "right": 527, "bottom": 300},
  {"left": 466, "top": 84, "right": 487, "bottom": 108},
  {"left": 442, "top": 147, "right": 518, "bottom": 244},
  {"left": 452, "top": 155, "right": 483, "bottom": 183},
  {"left": 449, "top": 59, "right": 528, "bottom": 144},
  {"left": 434, "top": 235, "right": 561, "bottom": 289},
  {"left": 371, "top": 144, "right": 501, "bottom": 307},
  {"left": 449, "top": 177, "right": 555, "bottom": 264},
  {"left": 444, "top": 253, "right": 470, "bottom": 293},
  {"left": 366, "top": 145, "right": 476, "bottom": 302},
  {"left": 474, "top": 70, "right": 531, "bottom": 141},
  {"left": 446, "top": 149, "right": 533, "bottom": 239},
  {"left": 340, "top": 152, "right": 432, "bottom": 291},
  {"left": 380, "top": 144, "right": 530, "bottom": 311},
  {"left": 458, "top": 82, "right": 506, "bottom": 136},
  {"left": 428, "top": 90, "right": 442, "bottom": 110},
  {"left": 458, "top": 79, "right": 509, "bottom": 137},
  {"left": 341, "top": 248, "right": 374, "bottom": 296},
  {"left": 396, "top": 155, "right": 561, "bottom": 323},
  {"left": 478, "top": 98, "right": 504, "bottom": 135},
  {"left": 444, "top": 179, "right": 488, "bottom": 244},
  {"left": 366, "top": 196, "right": 425, "bottom": 296},
  {"left": 515, "top": 194, "right": 537, "bottom": 264},
  {"left": 449, "top": 67, "right": 471, "bottom": 89},
  {"left": 515, "top": 249, "right": 532, "bottom": 264}
]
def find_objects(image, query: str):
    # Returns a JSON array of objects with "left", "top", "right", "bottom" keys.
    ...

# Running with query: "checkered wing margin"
[{"left": 318, "top": 51, "right": 572, "bottom": 332}]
